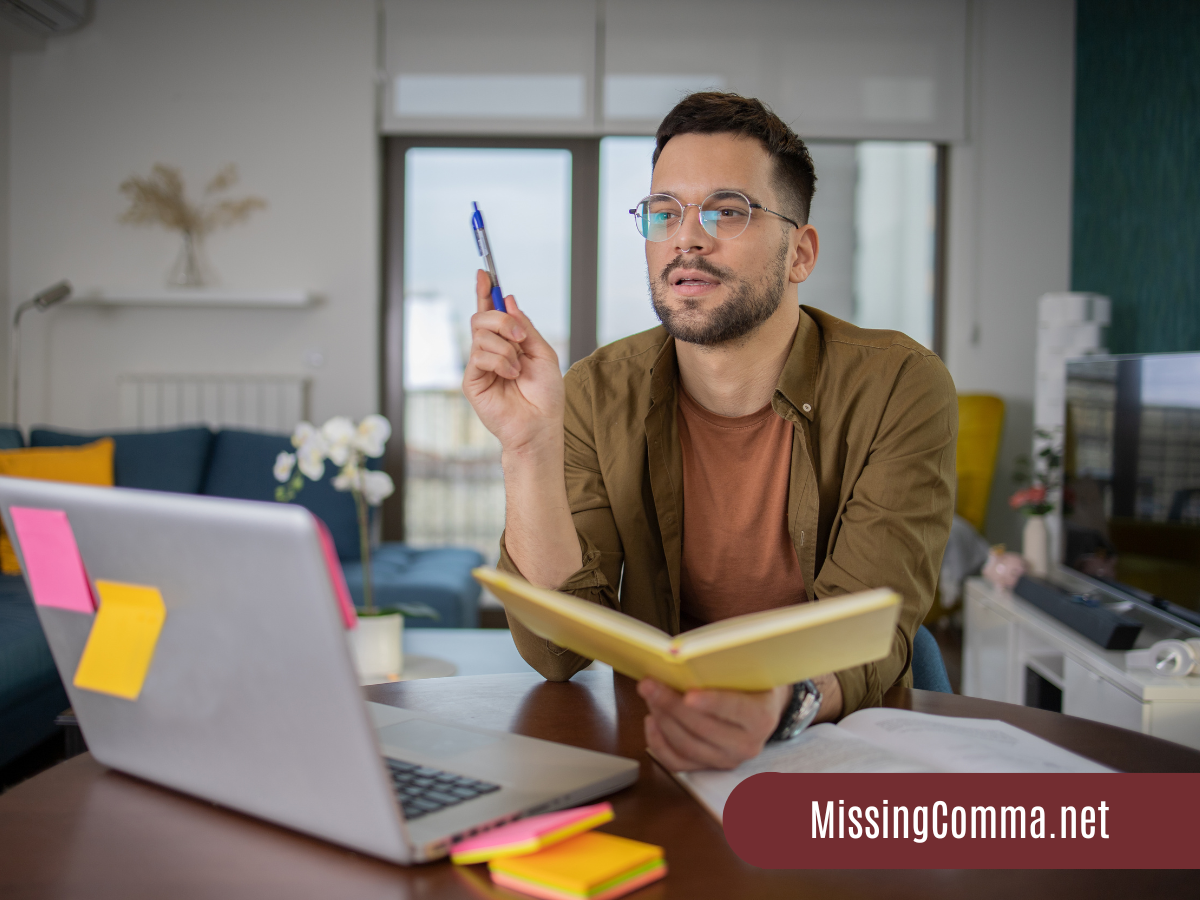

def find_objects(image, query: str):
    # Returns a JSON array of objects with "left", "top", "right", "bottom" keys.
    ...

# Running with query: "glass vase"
[
  {"left": 167, "top": 231, "right": 212, "bottom": 287},
  {"left": 1022, "top": 514, "right": 1049, "bottom": 577}
]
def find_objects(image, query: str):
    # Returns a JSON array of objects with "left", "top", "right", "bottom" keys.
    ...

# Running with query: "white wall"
[
  {"left": 942, "top": 0, "right": 1077, "bottom": 548},
  {"left": 9, "top": 0, "right": 379, "bottom": 432},
  {"left": 5, "top": 0, "right": 1077, "bottom": 552}
]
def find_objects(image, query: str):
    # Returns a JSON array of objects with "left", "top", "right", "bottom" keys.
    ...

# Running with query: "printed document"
[{"left": 670, "top": 708, "right": 1113, "bottom": 822}]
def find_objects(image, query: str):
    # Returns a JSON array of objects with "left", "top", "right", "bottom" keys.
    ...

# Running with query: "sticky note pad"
[
  {"left": 8, "top": 507, "right": 95, "bottom": 613},
  {"left": 451, "top": 802, "right": 614, "bottom": 864},
  {"left": 73, "top": 580, "right": 167, "bottom": 701},
  {"left": 489, "top": 831, "right": 666, "bottom": 900}
]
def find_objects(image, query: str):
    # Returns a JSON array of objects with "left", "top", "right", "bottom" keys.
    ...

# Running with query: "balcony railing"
[{"left": 404, "top": 389, "right": 504, "bottom": 561}]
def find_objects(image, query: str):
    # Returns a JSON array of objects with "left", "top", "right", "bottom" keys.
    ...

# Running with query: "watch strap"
[{"left": 768, "top": 679, "right": 822, "bottom": 742}]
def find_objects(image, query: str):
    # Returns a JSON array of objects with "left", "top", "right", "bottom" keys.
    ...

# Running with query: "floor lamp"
[{"left": 10, "top": 280, "right": 72, "bottom": 428}]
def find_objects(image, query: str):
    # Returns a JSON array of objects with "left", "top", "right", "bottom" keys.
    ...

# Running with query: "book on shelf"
[{"left": 473, "top": 568, "right": 900, "bottom": 692}]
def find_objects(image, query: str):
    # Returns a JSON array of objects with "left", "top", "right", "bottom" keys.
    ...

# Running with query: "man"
[{"left": 464, "top": 92, "right": 956, "bottom": 771}]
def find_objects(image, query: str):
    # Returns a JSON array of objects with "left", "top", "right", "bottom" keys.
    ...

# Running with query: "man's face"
[{"left": 645, "top": 132, "right": 812, "bottom": 346}]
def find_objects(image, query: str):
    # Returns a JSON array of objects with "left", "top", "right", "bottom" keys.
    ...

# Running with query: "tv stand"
[{"left": 962, "top": 576, "right": 1200, "bottom": 751}]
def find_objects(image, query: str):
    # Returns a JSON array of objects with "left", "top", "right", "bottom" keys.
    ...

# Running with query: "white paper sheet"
[
  {"left": 669, "top": 709, "right": 1111, "bottom": 822},
  {"left": 836, "top": 708, "right": 1113, "bottom": 775}
]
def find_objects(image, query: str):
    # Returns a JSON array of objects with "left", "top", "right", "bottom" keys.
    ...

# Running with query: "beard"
[{"left": 649, "top": 239, "right": 790, "bottom": 347}]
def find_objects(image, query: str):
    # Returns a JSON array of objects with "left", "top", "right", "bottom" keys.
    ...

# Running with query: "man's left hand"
[{"left": 638, "top": 673, "right": 844, "bottom": 771}]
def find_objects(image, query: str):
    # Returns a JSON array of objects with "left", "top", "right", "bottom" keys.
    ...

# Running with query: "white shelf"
[{"left": 71, "top": 289, "right": 318, "bottom": 309}]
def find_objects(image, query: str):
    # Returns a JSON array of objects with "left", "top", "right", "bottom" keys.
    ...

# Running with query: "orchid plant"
[
  {"left": 273, "top": 415, "right": 397, "bottom": 615},
  {"left": 1010, "top": 428, "right": 1062, "bottom": 517}
]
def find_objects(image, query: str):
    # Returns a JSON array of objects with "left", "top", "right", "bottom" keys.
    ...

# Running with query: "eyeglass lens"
[{"left": 634, "top": 191, "right": 753, "bottom": 242}]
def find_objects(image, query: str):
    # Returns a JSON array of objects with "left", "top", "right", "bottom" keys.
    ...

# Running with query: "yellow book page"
[
  {"left": 474, "top": 569, "right": 899, "bottom": 692},
  {"left": 488, "top": 832, "right": 663, "bottom": 891}
]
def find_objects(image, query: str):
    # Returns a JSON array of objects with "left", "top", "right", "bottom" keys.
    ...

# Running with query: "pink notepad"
[{"left": 450, "top": 802, "right": 614, "bottom": 865}]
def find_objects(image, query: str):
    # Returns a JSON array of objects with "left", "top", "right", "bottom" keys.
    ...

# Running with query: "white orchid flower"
[
  {"left": 273, "top": 451, "right": 296, "bottom": 482},
  {"left": 296, "top": 439, "right": 327, "bottom": 481},
  {"left": 332, "top": 464, "right": 361, "bottom": 493},
  {"left": 321, "top": 416, "right": 356, "bottom": 467},
  {"left": 361, "top": 470, "right": 395, "bottom": 506},
  {"left": 291, "top": 420, "right": 317, "bottom": 450},
  {"left": 354, "top": 414, "right": 392, "bottom": 458}
]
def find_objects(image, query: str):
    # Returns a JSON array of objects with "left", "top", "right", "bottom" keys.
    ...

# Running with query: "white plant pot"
[
  {"left": 1023, "top": 515, "right": 1050, "bottom": 577},
  {"left": 350, "top": 612, "right": 404, "bottom": 683}
]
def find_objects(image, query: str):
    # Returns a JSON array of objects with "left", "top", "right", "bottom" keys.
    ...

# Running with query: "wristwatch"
[{"left": 769, "top": 679, "right": 823, "bottom": 742}]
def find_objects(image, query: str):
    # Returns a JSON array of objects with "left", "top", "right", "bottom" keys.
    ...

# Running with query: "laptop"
[{"left": 0, "top": 477, "right": 638, "bottom": 864}]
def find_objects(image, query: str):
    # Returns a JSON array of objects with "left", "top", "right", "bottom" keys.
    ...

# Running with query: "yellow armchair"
[{"left": 955, "top": 395, "right": 1005, "bottom": 535}]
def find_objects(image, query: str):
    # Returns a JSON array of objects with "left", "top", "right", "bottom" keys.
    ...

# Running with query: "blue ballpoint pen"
[{"left": 471, "top": 202, "right": 506, "bottom": 311}]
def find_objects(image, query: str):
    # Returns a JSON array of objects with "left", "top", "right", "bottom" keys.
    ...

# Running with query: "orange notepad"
[{"left": 488, "top": 831, "right": 666, "bottom": 900}]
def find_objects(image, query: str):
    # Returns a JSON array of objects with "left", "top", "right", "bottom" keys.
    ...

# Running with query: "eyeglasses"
[{"left": 630, "top": 190, "right": 800, "bottom": 242}]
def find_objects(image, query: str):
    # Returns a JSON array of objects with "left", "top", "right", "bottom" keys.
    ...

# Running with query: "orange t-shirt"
[{"left": 678, "top": 385, "right": 807, "bottom": 630}]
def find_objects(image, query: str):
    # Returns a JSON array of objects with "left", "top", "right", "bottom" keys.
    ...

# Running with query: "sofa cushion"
[
  {"left": 0, "top": 575, "right": 70, "bottom": 768},
  {"left": 0, "top": 427, "right": 24, "bottom": 449},
  {"left": 0, "top": 439, "right": 116, "bottom": 574},
  {"left": 341, "top": 543, "right": 484, "bottom": 628},
  {"left": 201, "top": 429, "right": 364, "bottom": 562},
  {"left": 0, "top": 576, "right": 62, "bottom": 715},
  {"left": 31, "top": 426, "right": 214, "bottom": 494}
]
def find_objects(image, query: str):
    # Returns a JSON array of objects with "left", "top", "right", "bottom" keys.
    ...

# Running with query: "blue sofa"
[{"left": 0, "top": 424, "right": 483, "bottom": 769}]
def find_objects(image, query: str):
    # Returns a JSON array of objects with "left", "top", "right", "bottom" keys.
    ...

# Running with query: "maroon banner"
[{"left": 723, "top": 773, "right": 1200, "bottom": 869}]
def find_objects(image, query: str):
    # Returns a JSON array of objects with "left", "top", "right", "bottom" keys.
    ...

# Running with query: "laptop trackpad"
[{"left": 379, "top": 719, "right": 500, "bottom": 758}]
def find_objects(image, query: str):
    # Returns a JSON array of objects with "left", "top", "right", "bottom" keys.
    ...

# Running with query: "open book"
[
  {"left": 473, "top": 568, "right": 899, "bottom": 692},
  {"left": 670, "top": 708, "right": 1114, "bottom": 822}
]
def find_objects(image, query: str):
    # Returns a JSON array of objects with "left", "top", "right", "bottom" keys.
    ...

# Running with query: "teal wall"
[{"left": 1072, "top": 0, "right": 1200, "bottom": 353}]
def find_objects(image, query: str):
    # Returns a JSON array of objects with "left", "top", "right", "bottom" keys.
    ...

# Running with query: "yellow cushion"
[{"left": 0, "top": 438, "right": 115, "bottom": 574}]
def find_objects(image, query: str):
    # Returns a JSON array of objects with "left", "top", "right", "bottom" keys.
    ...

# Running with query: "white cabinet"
[
  {"left": 962, "top": 578, "right": 1200, "bottom": 751},
  {"left": 962, "top": 591, "right": 1013, "bottom": 702},
  {"left": 1062, "top": 657, "right": 1145, "bottom": 733}
]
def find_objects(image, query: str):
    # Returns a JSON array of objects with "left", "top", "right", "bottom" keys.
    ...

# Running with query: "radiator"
[{"left": 117, "top": 374, "right": 311, "bottom": 432}]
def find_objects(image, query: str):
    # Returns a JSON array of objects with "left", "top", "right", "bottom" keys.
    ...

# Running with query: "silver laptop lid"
[{"left": 0, "top": 477, "right": 413, "bottom": 863}]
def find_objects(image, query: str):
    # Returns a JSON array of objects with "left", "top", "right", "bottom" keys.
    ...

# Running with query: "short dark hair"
[{"left": 652, "top": 92, "right": 817, "bottom": 224}]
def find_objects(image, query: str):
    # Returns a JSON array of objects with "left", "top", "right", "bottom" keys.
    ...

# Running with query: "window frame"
[{"left": 381, "top": 135, "right": 600, "bottom": 540}]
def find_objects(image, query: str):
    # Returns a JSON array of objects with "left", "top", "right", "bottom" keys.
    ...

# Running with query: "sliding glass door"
[
  {"left": 400, "top": 147, "right": 571, "bottom": 558},
  {"left": 382, "top": 137, "right": 598, "bottom": 556}
]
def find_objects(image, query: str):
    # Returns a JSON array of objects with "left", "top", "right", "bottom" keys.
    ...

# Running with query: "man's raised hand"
[{"left": 463, "top": 269, "right": 565, "bottom": 453}]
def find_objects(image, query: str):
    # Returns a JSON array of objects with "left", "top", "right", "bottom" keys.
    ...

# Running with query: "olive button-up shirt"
[{"left": 498, "top": 306, "right": 957, "bottom": 716}]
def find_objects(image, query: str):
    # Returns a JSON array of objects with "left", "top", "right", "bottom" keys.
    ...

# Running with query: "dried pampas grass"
[{"left": 119, "top": 163, "right": 266, "bottom": 238}]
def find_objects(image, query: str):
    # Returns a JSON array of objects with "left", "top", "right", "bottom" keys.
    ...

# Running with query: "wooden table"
[{"left": 2, "top": 671, "right": 1197, "bottom": 899}]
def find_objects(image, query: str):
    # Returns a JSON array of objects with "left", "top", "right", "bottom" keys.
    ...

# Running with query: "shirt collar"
[
  {"left": 645, "top": 307, "right": 820, "bottom": 420},
  {"left": 775, "top": 306, "right": 820, "bottom": 421}
]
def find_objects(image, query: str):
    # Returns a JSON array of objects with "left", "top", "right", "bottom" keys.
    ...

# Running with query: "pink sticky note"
[
  {"left": 451, "top": 802, "right": 615, "bottom": 864},
  {"left": 9, "top": 507, "right": 96, "bottom": 614},
  {"left": 313, "top": 515, "right": 357, "bottom": 630}
]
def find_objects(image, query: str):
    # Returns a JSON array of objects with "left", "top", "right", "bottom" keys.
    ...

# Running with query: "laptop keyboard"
[{"left": 386, "top": 758, "right": 501, "bottom": 821}]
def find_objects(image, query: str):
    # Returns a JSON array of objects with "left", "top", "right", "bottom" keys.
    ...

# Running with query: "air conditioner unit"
[{"left": 0, "top": 0, "right": 88, "bottom": 36}]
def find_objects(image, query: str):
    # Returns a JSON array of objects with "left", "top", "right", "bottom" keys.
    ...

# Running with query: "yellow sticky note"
[{"left": 73, "top": 580, "right": 166, "bottom": 701}]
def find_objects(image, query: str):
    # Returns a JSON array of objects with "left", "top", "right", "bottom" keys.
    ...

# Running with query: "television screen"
[{"left": 1064, "top": 353, "right": 1200, "bottom": 614}]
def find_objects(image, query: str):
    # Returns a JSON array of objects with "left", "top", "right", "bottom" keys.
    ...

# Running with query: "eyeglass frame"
[{"left": 629, "top": 190, "right": 801, "bottom": 242}]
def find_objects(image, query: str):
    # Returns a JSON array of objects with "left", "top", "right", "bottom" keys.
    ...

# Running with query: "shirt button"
[{"left": 802, "top": 403, "right": 812, "bottom": 413}]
